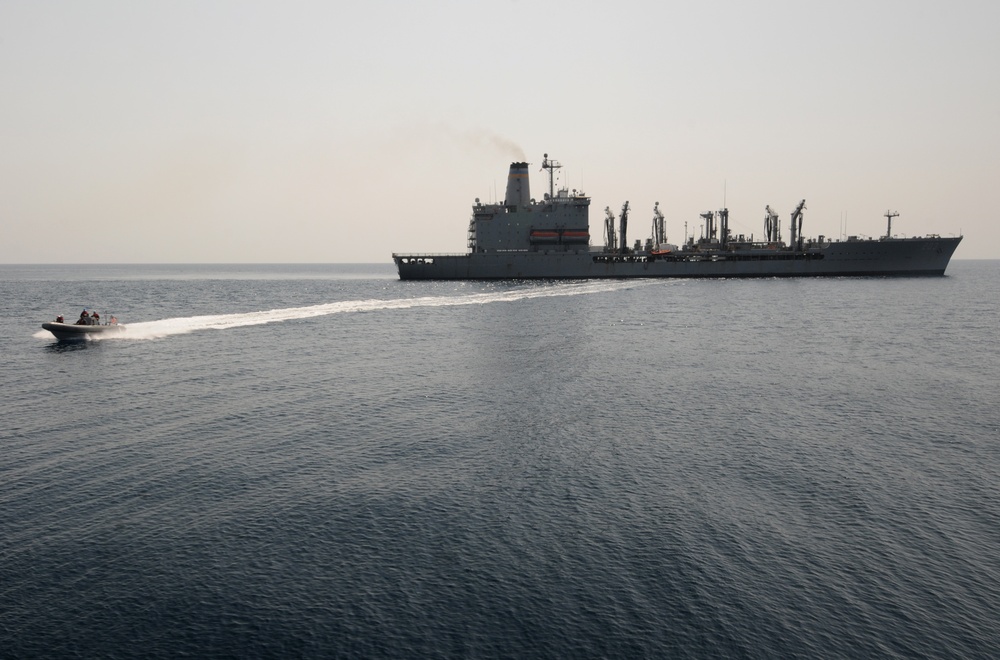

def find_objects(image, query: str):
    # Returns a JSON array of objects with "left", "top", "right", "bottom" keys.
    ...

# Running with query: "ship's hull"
[{"left": 395, "top": 236, "right": 962, "bottom": 280}]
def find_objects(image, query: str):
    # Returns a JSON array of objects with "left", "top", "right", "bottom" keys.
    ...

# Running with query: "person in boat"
[
  {"left": 56, "top": 315, "right": 64, "bottom": 323},
  {"left": 77, "top": 310, "right": 89, "bottom": 325},
  {"left": 110, "top": 316, "right": 118, "bottom": 325},
  {"left": 91, "top": 311, "right": 100, "bottom": 325}
]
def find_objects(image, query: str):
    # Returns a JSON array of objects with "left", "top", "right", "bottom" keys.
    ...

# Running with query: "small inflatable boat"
[{"left": 42, "top": 321, "right": 126, "bottom": 341}]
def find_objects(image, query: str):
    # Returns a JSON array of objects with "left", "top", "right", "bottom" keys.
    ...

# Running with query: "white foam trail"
[{"left": 117, "top": 280, "right": 649, "bottom": 340}]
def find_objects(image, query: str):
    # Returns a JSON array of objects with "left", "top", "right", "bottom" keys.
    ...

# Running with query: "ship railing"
[
  {"left": 393, "top": 249, "right": 539, "bottom": 258},
  {"left": 392, "top": 252, "right": 469, "bottom": 258}
]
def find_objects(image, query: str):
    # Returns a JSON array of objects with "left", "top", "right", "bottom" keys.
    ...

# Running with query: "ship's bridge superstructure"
[{"left": 468, "top": 156, "right": 591, "bottom": 253}]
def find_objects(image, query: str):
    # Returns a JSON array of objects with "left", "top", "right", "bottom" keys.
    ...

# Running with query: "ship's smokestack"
[{"left": 504, "top": 162, "right": 530, "bottom": 209}]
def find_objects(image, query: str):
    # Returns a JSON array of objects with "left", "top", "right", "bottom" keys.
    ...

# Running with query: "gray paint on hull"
[{"left": 395, "top": 236, "right": 962, "bottom": 280}]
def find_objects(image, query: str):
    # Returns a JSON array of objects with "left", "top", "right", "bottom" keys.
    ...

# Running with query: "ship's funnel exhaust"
[{"left": 504, "top": 162, "right": 530, "bottom": 208}]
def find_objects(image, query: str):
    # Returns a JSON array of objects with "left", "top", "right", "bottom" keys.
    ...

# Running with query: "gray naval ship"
[{"left": 393, "top": 155, "right": 962, "bottom": 280}]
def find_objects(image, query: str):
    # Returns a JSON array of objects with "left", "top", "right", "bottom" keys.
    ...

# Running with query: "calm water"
[{"left": 2, "top": 262, "right": 999, "bottom": 658}]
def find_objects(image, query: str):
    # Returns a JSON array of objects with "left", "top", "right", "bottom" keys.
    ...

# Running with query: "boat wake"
[{"left": 80, "top": 280, "right": 648, "bottom": 341}]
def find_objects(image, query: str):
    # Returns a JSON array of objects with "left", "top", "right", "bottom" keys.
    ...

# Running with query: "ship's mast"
[
  {"left": 541, "top": 153, "right": 562, "bottom": 200},
  {"left": 884, "top": 210, "right": 898, "bottom": 239}
]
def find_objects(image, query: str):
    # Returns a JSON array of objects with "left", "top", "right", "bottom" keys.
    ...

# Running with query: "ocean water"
[{"left": 2, "top": 261, "right": 999, "bottom": 658}]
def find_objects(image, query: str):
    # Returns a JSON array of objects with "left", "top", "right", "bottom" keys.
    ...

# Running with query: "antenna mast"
[
  {"left": 884, "top": 210, "right": 899, "bottom": 239},
  {"left": 541, "top": 153, "right": 562, "bottom": 200}
]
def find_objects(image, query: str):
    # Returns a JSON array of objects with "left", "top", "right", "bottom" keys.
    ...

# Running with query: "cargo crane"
[
  {"left": 700, "top": 210, "right": 715, "bottom": 242},
  {"left": 604, "top": 206, "right": 617, "bottom": 253},
  {"left": 764, "top": 205, "right": 781, "bottom": 242},
  {"left": 789, "top": 200, "right": 806, "bottom": 250},
  {"left": 619, "top": 201, "right": 630, "bottom": 253},
  {"left": 652, "top": 202, "right": 665, "bottom": 246}
]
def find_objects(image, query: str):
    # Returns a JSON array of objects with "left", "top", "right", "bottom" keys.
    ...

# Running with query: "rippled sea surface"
[{"left": 3, "top": 262, "right": 999, "bottom": 658}]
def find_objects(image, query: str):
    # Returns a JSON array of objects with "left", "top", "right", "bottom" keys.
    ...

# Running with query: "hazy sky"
[{"left": 2, "top": 0, "right": 997, "bottom": 263}]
